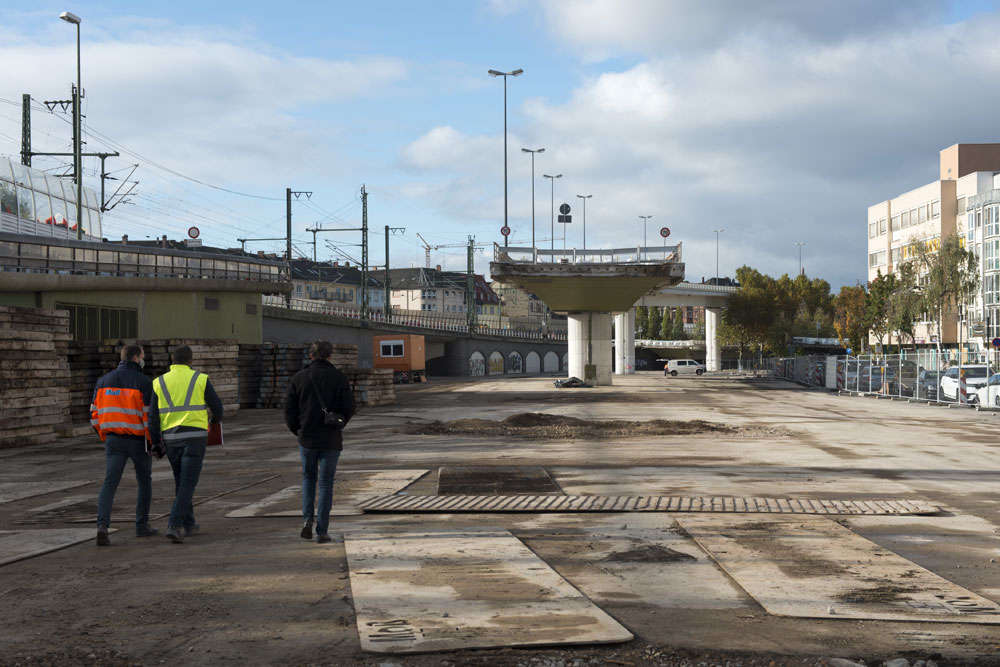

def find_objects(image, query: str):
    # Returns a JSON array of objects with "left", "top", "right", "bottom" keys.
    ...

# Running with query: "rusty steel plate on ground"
[
  {"left": 345, "top": 529, "right": 633, "bottom": 653},
  {"left": 359, "top": 494, "right": 939, "bottom": 515},
  {"left": 677, "top": 515, "right": 1000, "bottom": 623}
]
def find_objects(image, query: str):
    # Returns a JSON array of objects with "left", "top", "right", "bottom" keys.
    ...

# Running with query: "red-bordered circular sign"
[
  {"left": 500, "top": 226, "right": 511, "bottom": 237},
  {"left": 659, "top": 227, "right": 671, "bottom": 238},
  {"left": 188, "top": 226, "right": 201, "bottom": 239}
]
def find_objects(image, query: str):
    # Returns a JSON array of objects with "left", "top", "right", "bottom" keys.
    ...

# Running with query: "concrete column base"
[
  {"left": 705, "top": 307, "right": 722, "bottom": 372},
  {"left": 613, "top": 310, "right": 636, "bottom": 375},
  {"left": 568, "top": 312, "right": 613, "bottom": 385}
]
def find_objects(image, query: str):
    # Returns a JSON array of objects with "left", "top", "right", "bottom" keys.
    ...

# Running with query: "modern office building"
[{"left": 867, "top": 143, "right": 1000, "bottom": 350}]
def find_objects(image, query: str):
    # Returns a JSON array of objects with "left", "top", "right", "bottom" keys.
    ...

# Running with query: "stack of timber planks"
[
  {"left": 111, "top": 339, "right": 240, "bottom": 417},
  {"left": 0, "top": 306, "right": 72, "bottom": 447},
  {"left": 344, "top": 368, "right": 395, "bottom": 407},
  {"left": 236, "top": 342, "right": 389, "bottom": 408}
]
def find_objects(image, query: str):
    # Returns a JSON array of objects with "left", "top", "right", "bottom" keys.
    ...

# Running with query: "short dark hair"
[
  {"left": 310, "top": 340, "right": 333, "bottom": 360},
  {"left": 172, "top": 345, "right": 193, "bottom": 365},
  {"left": 121, "top": 344, "right": 143, "bottom": 362}
]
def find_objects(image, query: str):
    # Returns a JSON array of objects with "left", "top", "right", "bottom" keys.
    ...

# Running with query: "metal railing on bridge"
[
  {"left": 495, "top": 242, "right": 681, "bottom": 265},
  {"left": 265, "top": 295, "right": 568, "bottom": 342}
]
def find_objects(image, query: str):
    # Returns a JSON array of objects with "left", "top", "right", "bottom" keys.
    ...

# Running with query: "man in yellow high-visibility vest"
[{"left": 153, "top": 345, "right": 224, "bottom": 544}]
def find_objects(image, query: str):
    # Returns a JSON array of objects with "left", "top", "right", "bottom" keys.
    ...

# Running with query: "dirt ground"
[{"left": 4, "top": 373, "right": 1000, "bottom": 666}]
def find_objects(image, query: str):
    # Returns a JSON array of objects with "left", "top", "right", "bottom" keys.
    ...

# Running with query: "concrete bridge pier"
[
  {"left": 705, "top": 307, "right": 722, "bottom": 371},
  {"left": 568, "top": 312, "right": 613, "bottom": 385},
  {"left": 613, "top": 309, "right": 635, "bottom": 375}
]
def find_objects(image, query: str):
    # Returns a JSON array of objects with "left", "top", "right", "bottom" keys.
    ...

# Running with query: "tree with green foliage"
[
  {"left": 911, "top": 234, "right": 979, "bottom": 348},
  {"left": 648, "top": 306, "right": 662, "bottom": 339},
  {"left": 671, "top": 308, "right": 687, "bottom": 340},
  {"left": 660, "top": 308, "right": 673, "bottom": 340},
  {"left": 886, "top": 261, "right": 921, "bottom": 348},
  {"left": 635, "top": 306, "right": 649, "bottom": 339},
  {"left": 864, "top": 270, "right": 897, "bottom": 350}
]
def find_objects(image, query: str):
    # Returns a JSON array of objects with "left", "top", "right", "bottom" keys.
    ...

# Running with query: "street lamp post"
[
  {"left": 60, "top": 11, "right": 82, "bottom": 239},
  {"left": 488, "top": 68, "right": 523, "bottom": 247},
  {"left": 543, "top": 173, "right": 562, "bottom": 259},
  {"left": 713, "top": 229, "right": 724, "bottom": 281},
  {"left": 521, "top": 147, "right": 544, "bottom": 249},
  {"left": 577, "top": 194, "right": 592, "bottom": 250},
  {"left": 795, "top": 241, "right": 806, "bottom": 275},
  {"left": 639, "top": 215, "right": 652, "bottom": 260}
]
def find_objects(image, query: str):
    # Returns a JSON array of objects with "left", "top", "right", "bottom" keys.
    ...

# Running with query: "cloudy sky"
[{"left": 2, "top": 0, "right": 999, "bottom": 287}]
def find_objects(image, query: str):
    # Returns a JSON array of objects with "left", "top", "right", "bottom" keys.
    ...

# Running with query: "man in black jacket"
[{"left": 285, "top": 340, "right": 355, "bottom": 543}]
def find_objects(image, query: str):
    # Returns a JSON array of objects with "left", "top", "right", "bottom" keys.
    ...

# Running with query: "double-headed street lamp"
[
  {"left": 795, "top": 241, "right": 806, "bottom": 275},
  {"left": 577, "top": 194, "right": 592, "bottom": 249},
  {"left": 521, "top": 147, "right": 544, "bottom": 249},
  {"left": 60, "top": 10, "right": 83, "bottom": 239},
  {"left": 488, "top": 68, "right": 523, "bottom": 247},
  {"left": 639, "top": 215, "right": 652, "bottom": 259},
  {"left": 543, "top": 173, "right": 562, "bottom": 256}
]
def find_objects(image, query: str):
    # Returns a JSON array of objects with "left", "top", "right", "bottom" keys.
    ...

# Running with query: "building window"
[
  {"left": 932, "top": 200, "right": 940, "bottom": 219},
  {"left": 891, "top": 247, "right": 902, "bottom": 264},
  {"left": 380, "top": 340, "right": 404, "bottom": 357},
  {"left": 57, "top": 302, "right": 138, "bottom": 341},
  {"left": 204, "top": 297, "right": 220, "bottom": 311},
  {"left": 245, "top": 303, "right": 257, "bottom": 315},
  {"left": 958, "top": 197, "right": 967, "bottom": 214},
  {"left": 879, "top": 219, "right": 887, "bottom": 235},
  {"left": 918, "top": 206, "right": 927, "bottom": 224},
  {"left": 869, "top": 251, "right": 886, "bottom": 268},
  {"left": 891, "top": 215, "right": 900, "bottom": 231}
]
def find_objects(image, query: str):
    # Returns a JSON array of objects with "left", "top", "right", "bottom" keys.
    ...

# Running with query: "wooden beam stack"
[
  {"left": 0, "top": 306, "right": 72, "bottom": 448},
  {"left": 344, "top": 368, "right": 396, "bottom": 407}
]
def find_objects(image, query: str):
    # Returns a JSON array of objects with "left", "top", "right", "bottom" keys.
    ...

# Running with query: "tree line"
[
  {"left": 718, "top": 233, "right": 978, "bottom": 359},
  {"left": 635, "top": 306, "right": 692, "bottom": 340}
]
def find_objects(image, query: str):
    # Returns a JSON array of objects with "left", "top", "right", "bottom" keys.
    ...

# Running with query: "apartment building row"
[{"left": 867, "top": 143, "right": 1000, "bottom": 349}]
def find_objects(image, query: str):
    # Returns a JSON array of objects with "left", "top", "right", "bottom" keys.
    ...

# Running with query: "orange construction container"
[{"left": 373, "top": 335, "right": 426, "bottom": 382}]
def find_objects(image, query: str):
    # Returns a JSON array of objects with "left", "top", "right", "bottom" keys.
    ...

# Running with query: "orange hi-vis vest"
[{"left": 91, "top": 387, "right": 150, "bottom": 442}]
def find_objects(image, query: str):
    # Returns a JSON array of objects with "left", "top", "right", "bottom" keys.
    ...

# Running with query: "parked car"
[
  {"left": 976, "top": 373, "right": 1000, "bottom": 408},
  {"left": 916, "top": 369, "right": 940, "bottom": 400},
  {"left": 665, "top": 359, "right": 705, "bottom": 376},
  {"left": 939, "top": 365, "right": 989, "bottom": 402}
]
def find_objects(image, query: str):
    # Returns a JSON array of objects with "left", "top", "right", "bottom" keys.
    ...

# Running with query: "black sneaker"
[
  {"left": 300, "top": 521, "right": 313, "bottom": 540},
  {"left": 96, "top": 529, "right": 110, "bottom": 547},
  {"left": 165, "top": 528, "right": 184, "bottom": 544},
  {"left": 316, "top": 533, "right": 332, "bottom": 544},
  {"left": 136, "top": 525, "right": 159, "bottom": 538},
  {"left": 184, "top": 524, "right": 200, "bottom": 537}
]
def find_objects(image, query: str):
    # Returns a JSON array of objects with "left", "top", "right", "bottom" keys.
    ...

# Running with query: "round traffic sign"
[
  {"left": 188, "top": 226, "right": 200, "bottom": 239},
  {"left": 993, "top": 337, "right": 1000, "bottom": 349},
  {"left": 659, "top": 227, "right": 671, "bottom": 238},
  {"left": 559, "top": 203, "right": 571, "bottom": 215},
  {"left": 500, "top": 226, "right": 511, "bottom": 237}
]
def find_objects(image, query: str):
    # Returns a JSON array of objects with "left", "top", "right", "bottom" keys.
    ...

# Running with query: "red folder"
[{"left": 206, "top": 423, "right": 224, "bottom": 447}]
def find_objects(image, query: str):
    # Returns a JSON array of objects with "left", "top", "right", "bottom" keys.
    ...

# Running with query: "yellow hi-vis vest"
[{"left": 153, "top": 364, "right": 209, "bottom": 441}]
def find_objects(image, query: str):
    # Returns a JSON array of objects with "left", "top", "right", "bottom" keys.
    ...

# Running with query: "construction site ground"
[{"left": 3, "top": 372, "right": 1000, "bottom": 666}]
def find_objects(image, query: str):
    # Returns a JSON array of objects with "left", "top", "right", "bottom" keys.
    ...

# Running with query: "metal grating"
[{"left": 360, "top": 495, "right": 939, "bottom": 516}]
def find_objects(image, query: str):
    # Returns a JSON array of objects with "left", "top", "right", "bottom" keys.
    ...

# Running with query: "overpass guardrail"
[{"left": 265, "top": 295, "right": 567, "bottom": 342}]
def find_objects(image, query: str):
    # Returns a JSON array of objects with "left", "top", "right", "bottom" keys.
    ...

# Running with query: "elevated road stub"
[{"left": 491, "top": 244, "right": 684, "bottom": 385}]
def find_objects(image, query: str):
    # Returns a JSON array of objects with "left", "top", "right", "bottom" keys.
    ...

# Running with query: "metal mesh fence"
[{"left": 771, "top": 350, "right": 1000, "bottom": 406}]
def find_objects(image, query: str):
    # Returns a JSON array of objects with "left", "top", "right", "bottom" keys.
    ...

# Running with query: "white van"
[{"left": 665, "top": 359, "right": 705, "bottom": 376}]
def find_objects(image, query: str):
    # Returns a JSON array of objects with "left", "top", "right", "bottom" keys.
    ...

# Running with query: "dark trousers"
[
  {"left": 300, "top": 446, "right": 341, "bottom": 536},
  {"left": 96, "top": 436, "right": 152, "bottom": 530},
  {"left": 166, "top": 438, "right": 206, "bottom": 530}
]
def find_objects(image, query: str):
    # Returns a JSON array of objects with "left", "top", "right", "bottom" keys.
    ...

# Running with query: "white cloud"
[{"left": 400, "top": 5, "right": 1000, "bottom": 287}]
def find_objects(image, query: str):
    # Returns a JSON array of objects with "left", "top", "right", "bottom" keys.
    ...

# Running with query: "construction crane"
[{"left": 415, "top": 233, "right": 486, "bottom": 268}]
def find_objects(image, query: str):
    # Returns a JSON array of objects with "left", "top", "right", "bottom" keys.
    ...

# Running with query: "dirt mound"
[{"left": 408, "top": 412, "right": 758, "bottom": 439}]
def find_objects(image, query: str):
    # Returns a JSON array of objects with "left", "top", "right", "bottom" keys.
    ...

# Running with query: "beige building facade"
[{"left": 867, "top": 144, "right": 1000, "bottom": 348}]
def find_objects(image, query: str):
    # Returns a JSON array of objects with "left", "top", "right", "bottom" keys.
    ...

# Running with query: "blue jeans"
[
  {"left": 97, "top": 437, "right": 152, "bottom": 530},
  {"left": 300, "top": 447, "right": 341, "bottom": 536},
  {"left": 166, "top": 439, "right": 206, "bottom": 530}
]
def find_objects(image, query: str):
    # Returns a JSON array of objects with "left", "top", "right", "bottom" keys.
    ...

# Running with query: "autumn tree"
[
  {"left": 833, "top": 284, "right": 868, "bottom": 353},
  {"left": 911, "top": 234, "right": 979, "bottom": 347}
]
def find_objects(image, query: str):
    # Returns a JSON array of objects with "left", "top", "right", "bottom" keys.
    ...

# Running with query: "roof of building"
[
  {"left": 371, "top": 267, "right": 500, "bottom": 304},
  {"left": 289, "top": 258, "right": 381, "bottom": 287}
]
